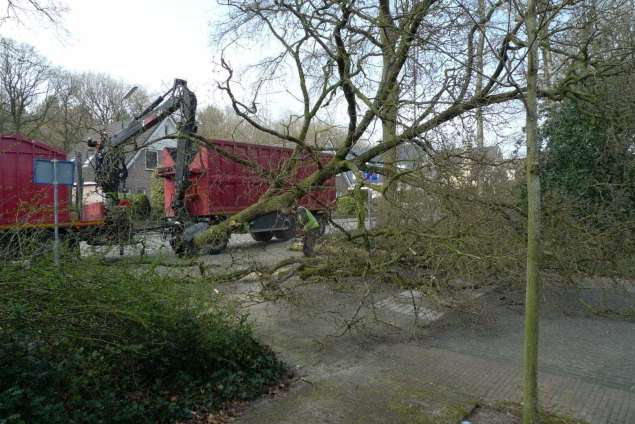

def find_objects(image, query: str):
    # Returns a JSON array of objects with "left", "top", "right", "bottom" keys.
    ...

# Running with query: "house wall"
[
  {"left": 125, "top": 156, "right": 153, "bottom": 194},
  {"left": 124, "top": 118, "right": 178, "bottom": 196}
]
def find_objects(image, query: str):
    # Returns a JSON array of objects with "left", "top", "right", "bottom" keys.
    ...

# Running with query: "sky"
[
  {"left": 0, "top": 0, "right": 524, "bottom": 156},
  {"left": 0, "top": 0, "right": 225, "bottom": 105}
]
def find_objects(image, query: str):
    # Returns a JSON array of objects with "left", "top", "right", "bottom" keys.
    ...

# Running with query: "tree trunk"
[
  {"left": 538, "top": 0, "right": 553, "bottom": 102},
  {"left": 475, "top": 0, "right": 486, "bottom": 190},
  {"left": 379, "top": 80, "right": 399, "bottom": 226},
  {"left": 378, "top": 0, "right": 400, "bottom": 227},
  {"left": 522, "top": 0, "right": 541, "bottom": 421}
]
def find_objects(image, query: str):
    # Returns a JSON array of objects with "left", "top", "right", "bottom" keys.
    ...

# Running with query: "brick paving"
[
  {"left": 418, "top": 288, "right": 635, "bottom": 423},
  {"left": 232, "top": 282, "right": 634, "bottom": 423},
  {"left": 379, "top": 344, "right": 635, "bottom": 423}
]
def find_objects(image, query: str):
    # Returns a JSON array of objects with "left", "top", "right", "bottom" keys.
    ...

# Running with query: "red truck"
[
  {"left": 0, "top": 133, "right": 336, "bottom": 256},
  {"left": 159, "top": 139, "right": 336, "bottom": 254},
  {"left": 84, "top": 78, "right": 335, "bottom": 254}
]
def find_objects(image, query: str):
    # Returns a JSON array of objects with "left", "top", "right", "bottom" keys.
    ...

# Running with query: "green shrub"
[
  {"left": 0, "top": 261, "right": 285, "bottom": 423},
  {"left": 336, "top": 194, "right": 365, "bottom": 217},
  {"left": 150, "top": 170, "right": 165, "bottom": 217},
  {"left": 129, "top": 193, "right": 152, "bottom": 220}
]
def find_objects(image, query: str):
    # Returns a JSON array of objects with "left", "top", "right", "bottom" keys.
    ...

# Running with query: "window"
[{"left": 145, "top": 150, "right": 158, "bottom": 170}]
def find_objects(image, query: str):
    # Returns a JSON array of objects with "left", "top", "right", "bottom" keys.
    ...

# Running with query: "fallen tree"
[{"left": 190, "top": 0, "right": 632, "bottom": 246}]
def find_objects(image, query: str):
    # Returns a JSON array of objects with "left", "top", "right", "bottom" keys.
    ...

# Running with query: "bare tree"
[
  {"left": 0, "top": 37, "right": 54, "bottom": 135},
  {"left": 198, "top": 103, "right": 347, "bottom": 149},
  {"left": 522, "top": 0, "right": 540, "bottom": 420},
  {"left": 37, "top": 71, "right": 92, "bottom": 151},
  {"left": 0, "top": 40, "right": 152, "bottom": 151},
  {"left": 0, "top": 0, "right": 66, "bottom": 25},
  {"left": 473, "top": 0, "right": 486, "bottom": 190},
  {"left": 198, "top": 104, "right": 282, "bottom": 144},
  {"left": 186, "top": 0, "right": 631, "bottom": 247},
  {"left": 77, "top": 72, "right": 150, "bottom": 128}
]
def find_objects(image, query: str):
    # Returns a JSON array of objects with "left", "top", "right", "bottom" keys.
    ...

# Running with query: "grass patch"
[{"left": 0, "top": 259, "right": 286, "bottom": 423}]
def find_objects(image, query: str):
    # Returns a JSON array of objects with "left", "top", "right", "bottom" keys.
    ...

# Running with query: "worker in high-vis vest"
[{"left": 296, "top": 206, "right": 321, "bottom": 257}]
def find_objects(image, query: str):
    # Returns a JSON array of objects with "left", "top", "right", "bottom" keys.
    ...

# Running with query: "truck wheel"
[
  {"left": 273, "top": 215, "right": 296, "bottom": 241},
  {"left": 251, "top": 231, "right": 274, "bottom": 242},
  {"left": 170, "top": 237, "right": 190, "bottom": 257},
  {"left": 62, "top": 231, "right": 81, "bottom": 258},
  {"left": 273, "top": 227, "right": 295, "bottom": 241}
]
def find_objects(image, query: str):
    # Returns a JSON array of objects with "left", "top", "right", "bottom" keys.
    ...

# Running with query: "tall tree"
[
  {"left": 77, "top": 72, "right": 149, "bottom": 128},
  {"left": 473, "top": 0, "right": 487, "bottom": 190},
  {"left": 186, "top": 0, "right": 630, "bottom": 247},
  {"left": 0, "top": 37, "right": 54, "bottom": 135},
  {"left": 37, "top": 71, "right": 92, "bottom": 151},
  {"left": 378, "top": 0, "right": 400, "bottom": 155},
  {"left": 523, "top": 0, "right": 541, "bottom": 421},
  {"left": 475, "top": 0, "right": 485, "bottom": 151},
  {"left": 541, "top": 74, "right": 635, "bottom": 216}
]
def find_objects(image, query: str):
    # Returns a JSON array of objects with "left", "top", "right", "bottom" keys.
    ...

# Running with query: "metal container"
[
  {"left": 160, "top": 139, "right": 336, "bottom": 218},
  {"left": 0, "top": 134, "right": 71, "bottom": 229}
]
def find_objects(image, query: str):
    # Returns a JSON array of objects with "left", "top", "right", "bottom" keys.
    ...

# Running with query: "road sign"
[
  {"left": 363, "top": 171, "right": 380, "bottom": 183},
  {"left": 33, "top": 159, "right": 76, "bottom": 267},
  {"left": 34, "top": 159, "right": 75, "bottom": 185}
]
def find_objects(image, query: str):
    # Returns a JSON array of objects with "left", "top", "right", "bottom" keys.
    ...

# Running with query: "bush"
[
  {"left": 129, "top": 193, "right": 152, "bottom": 220},
  {"left": 335, "top": 194, "right": 365, "bottom": 217},
  {"left": 540, "top": 87, "right": 635, "bottom": 220},
  {"left": 0, "top": 261, "right": 285, "bottom": 423},
  {"left": 150, "top": 170, "right": 165, "bottom": 218}
]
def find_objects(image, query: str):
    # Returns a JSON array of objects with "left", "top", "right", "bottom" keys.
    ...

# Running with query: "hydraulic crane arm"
[
  {"left": 90, "top": 78, "right": 197, "bottom": 218},
  {"left": 105, "top": 78, "right": 197, "bottom": 151}
]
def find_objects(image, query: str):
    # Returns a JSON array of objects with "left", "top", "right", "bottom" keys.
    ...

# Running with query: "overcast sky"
[
  {"left": 0, "top": 0, "right": 523, "bottom": 155},
  {"left": 1, "top": 0, "right": 223, "bottom": 105}
]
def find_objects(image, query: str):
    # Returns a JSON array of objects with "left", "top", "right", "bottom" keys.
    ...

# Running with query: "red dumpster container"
[
  {"left": 0, "top": 134, "right": 72, "bottom": 229},
  {"left": 160, "top": 139, "right": 336, "bottom": 218}
]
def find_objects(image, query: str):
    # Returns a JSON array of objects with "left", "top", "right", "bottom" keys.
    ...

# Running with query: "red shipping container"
[
  {"left": 160, "top": 139, "right": 336, "bottom": 218},
  {"left": 0, "top": 134, "right": 72, "bottom": 229}
]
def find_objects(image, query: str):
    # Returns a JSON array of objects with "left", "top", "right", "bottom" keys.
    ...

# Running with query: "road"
[{"left": 80, "top": 217, "right": 370, "bottom": 266}]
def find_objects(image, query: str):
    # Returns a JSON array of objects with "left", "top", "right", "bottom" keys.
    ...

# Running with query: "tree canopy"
[{"left": 541, "top": 73, "right": 635, "bottom": 216}]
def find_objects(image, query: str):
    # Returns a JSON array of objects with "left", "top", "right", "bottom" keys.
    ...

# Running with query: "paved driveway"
[{"left": 222, "top": 279, "right": 635, "bottom": 424}]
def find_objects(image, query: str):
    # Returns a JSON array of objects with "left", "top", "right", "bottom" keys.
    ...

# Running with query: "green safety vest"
[{"left": 299, "top": 208, "right": 320, "bottom": 231}]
